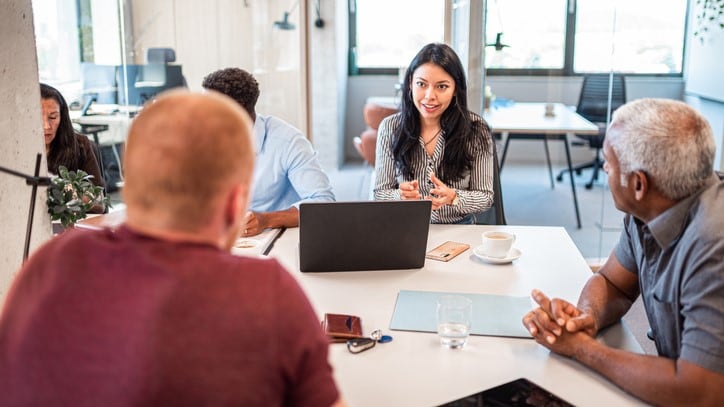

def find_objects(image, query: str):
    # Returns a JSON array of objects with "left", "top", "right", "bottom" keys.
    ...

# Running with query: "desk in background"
[
  {"left": 484, "top": 103, "right": 599, "bottom": 229},
  {"left": 267, "top": 225, "right": 644, "bottom": 406},
  {"left": 71, "top": 108, "right": 137, "bottom": 191}
]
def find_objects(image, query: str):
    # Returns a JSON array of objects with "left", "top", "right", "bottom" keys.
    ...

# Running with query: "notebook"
[{"left": 299, "top": 200, "right": 432, "bottom": 272}]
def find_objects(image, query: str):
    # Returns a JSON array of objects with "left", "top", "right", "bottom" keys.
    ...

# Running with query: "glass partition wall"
[
  {"left": 33, "top": 0, "right": 690, "bottom": 260},
  {"left": 453, "top": 0, "right": 689, "bottom": 260},
  {"left": 33, "top": 0, "right": 308, "bottom": 192}
]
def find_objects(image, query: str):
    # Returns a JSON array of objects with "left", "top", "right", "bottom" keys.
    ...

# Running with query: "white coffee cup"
[{"left": 481, "top": 231, "right": 515, "bottom": 258}]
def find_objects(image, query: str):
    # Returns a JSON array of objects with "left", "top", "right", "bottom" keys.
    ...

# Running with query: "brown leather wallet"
[{"left": 321, "top": 313, "right": 364, "bottom": 343}]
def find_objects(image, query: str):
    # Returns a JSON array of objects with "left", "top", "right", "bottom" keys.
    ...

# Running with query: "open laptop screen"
[{"left": 299, "top": 200, "right": 432, "bottom": 272}]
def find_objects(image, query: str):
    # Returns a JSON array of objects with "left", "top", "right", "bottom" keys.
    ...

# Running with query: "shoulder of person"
[
  {"left": 467, "top": 110, "right": 483, "bottom": 121},
  {"left": 260, "top": 114, "right": 297, "bottom": 131},
  {"left": 73, "top": 133, "right": 95, "bottom": 154},
  {"left": 74, "top": 132, "right": 92, "bottom": 146},
  {"left": 467, "top": 111, "right": 490, "bottom": 130},
  {"left": 687, "top": 178, "right": 724, "bottom": 241},
  {"left": 379, "top": 112, "right": 403, "bottom": 130},
  {"left": 25, "top": 227, "right": 109, "bottom": 270},
  {"left": 259, "top": 115, "right": 307, "bottom": 141}
]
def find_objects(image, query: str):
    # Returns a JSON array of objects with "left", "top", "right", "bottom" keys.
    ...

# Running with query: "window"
[
  {"left": 574, "top": 0, "right": 686, "bottom": 74},
  {"left": 485, "top": 0, "right": 687, "bottom": 75},
  {"left": 349, "top": 0, "right": 445, "bottom": 75},
  {"left": 349, "top": 0, "right": 688, "bottom": 76},
  {"left": 485, "top": 0, "right": 568, "bottom": 71},
  {"left": 33, "top": 0, "right": 124, "bottom": 86},
  {"left": 33, "top": 0, "right": 82, "bottom": 84}
]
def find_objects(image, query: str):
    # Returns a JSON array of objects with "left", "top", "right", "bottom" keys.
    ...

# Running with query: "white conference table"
[
  {"left": 268, "top": 224, "right": 645, "bottom": 406},
  {"left": 484, "top": 103, "right": 600, "bottom": 229}
]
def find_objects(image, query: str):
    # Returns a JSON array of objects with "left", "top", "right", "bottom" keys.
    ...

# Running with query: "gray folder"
[{"left": 389, "top": 290, "right": 533, "bottom": 338}]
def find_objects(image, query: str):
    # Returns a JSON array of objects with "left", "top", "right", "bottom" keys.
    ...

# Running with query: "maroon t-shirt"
[{"left": 0, "top": 226, "right": 339, "bottom": 407}]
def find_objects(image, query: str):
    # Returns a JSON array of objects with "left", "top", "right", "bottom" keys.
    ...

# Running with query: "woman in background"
[
  {"left": 41, "top": 83, "right": 104, "bottom": 189},
  {"left": 373, "top": 43, "right": 494, "bottom": 224}
]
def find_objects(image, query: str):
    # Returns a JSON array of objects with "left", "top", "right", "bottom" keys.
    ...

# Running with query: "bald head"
[{"left": 123, "top": 90, "right": 254, "bottom": 232}]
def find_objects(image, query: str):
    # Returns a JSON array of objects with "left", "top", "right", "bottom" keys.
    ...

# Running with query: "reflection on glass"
[
  {"left": 575, "top": 0, "right": 687, "bottom": 73},
  {"left": 485, "top": 0, "right": 567, "bottom": 70},
  {"left": 355, "top": 0, "right": 445, "bottom": 69}
]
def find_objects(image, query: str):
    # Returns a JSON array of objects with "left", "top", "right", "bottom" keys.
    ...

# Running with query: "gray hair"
[{"left": 606, "top": 98, "right": 715, "bottom": 200}]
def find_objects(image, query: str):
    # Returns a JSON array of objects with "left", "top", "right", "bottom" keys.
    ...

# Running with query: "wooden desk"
[
  {"left": 268, "top": 225, "right": 645, "bottom": 406},
  {"left": 484, "top": 103, "right": 599, "bottom": 228}
]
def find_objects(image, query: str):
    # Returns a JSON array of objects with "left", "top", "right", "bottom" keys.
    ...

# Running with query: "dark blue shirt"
[{"left": 615, "top": 174, "right": 724, "bottom": 374}]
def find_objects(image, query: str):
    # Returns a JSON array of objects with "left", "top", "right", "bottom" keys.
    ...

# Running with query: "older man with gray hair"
[{"left": 523, "top": 98, "right": 723, "bottom": 406}]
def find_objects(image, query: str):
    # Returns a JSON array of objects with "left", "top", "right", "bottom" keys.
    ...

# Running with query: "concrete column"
[{"left": 0, "top": 0, "right": 53, "bottom": 302}]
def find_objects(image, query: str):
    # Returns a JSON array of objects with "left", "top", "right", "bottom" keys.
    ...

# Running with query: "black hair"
[
  {"left": 201, "top": 68, "right": 260, "bottom": 119},
  {"left": 393, "top": 43, "right": 489, "bottom": 183},
  {"left": 41, "top": 83, "right": 83, "bottom": 174}
]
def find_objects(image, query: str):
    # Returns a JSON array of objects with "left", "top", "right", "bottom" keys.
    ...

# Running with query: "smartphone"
[{"left": 425, "top": 241, "right": 470, "bottom": 262}]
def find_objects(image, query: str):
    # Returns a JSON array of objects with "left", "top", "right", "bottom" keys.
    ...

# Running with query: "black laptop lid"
[{"left": 299, "top": 200, "right": 432, "bottom": 272}]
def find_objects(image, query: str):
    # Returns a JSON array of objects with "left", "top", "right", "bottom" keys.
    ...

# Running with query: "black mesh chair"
[{"left": 557, "top": 74, "right": 626, "bottom": 189}]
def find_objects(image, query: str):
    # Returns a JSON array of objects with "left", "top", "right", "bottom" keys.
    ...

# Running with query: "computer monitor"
[
  {"left": 116, "top": 64, "right": 186, "bottom": 106},
  {"left": 80, "top": 63, "right": 118, "bottom": 104}
]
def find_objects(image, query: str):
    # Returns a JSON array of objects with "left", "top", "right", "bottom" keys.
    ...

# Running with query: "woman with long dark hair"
[
  {"left": 41, "top": 83, "right": 104, "bottom": 188},
  {"left": 373, "top": 43, "right": 494, "bottom": 224}
]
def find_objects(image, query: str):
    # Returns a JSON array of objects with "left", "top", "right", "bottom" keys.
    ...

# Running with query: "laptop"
[{"left": 299, "top": 200, "right": 432, "bottom": 272}]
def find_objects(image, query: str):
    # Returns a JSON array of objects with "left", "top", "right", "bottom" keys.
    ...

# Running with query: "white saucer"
[{"left": 473, "top": 246, "right": 522, "bottom": 264}]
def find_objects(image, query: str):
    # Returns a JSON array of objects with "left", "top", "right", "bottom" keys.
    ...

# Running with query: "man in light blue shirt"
[{"left": 203, "top": 68, "right": 334, "bottom": 236}]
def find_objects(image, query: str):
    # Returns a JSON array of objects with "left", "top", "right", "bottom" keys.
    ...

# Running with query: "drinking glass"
[{"left": 436, "top": 295, "right": 472, "bottom": 349}]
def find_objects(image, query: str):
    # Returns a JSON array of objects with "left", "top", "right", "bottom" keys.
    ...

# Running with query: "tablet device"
[{"left": 438, "top": 378, "right": 573, "bottom": 406}]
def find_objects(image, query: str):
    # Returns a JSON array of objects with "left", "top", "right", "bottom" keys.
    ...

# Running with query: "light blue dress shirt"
[{"left": 250, "top": 115, "right": 335, "bottom": 212}]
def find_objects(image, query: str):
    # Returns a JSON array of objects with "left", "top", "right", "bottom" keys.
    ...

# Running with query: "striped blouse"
[{"left": 373, "top": 112, "right": 494, "bottom": 224}]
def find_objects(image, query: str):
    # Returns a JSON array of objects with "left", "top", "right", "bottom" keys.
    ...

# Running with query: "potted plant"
[
  {"left": 694, "top": 0, "right": 724, "bottom": 43},
  {"left": 47, "top": 166, "right": 111, "bottom": 229}
]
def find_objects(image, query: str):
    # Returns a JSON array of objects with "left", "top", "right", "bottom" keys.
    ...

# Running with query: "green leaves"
[
  {"left": 46, "top": 166, "right": 112, "bottom": 228},
  {"left": 694, "top": 0, "right": 724, "bottom": 44}
]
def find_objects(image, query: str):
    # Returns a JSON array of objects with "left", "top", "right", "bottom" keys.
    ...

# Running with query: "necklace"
[{"left": 423, "top": 129, "right": 442, "bottom": 146}]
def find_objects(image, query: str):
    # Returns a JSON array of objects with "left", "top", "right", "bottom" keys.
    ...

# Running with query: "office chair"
[
  {"left": 557, "top": 74, "right": 626, "bottom": 189},
  {"left": 474, "top": 139, "right": 507, "bottom": 225},
  {"left": 146, "top": 47, "right": 176, "bottom": 64},
  {"left": 354, "top": 101, "right": 399, "bottom": 166}
]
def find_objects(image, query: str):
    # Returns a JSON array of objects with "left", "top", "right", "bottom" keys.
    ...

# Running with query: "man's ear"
[
  {"left": 632, "top": 170, "right": 649, "bottom": 201},
  {"left": 225, "top": 184, "right": 249, "bottom": 227}
]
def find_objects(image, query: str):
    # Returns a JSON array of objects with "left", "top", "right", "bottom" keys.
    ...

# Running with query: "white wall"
[
  {"left": 685, "top": 96, "right": 724, "bottom": 171},
  {"left": 308, "top": 0, "right": 341, "bottom": 170},
  {"left": 0, "top": 0, "right": 54, "bottom": 302},
  {"left": 130, "top": 0, "right": 308, "bottom": 133},
  {"left": 684, "top": 0, "right": 724, "bottom": 171}
]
